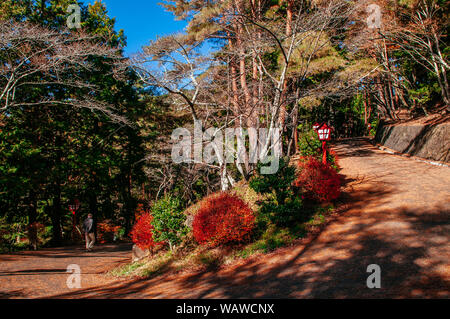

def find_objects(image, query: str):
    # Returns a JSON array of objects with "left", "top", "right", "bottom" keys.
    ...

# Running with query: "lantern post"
[
  {"left": 68, "top": 199, "right": 80, "bottom": 241},
  {"left": 316, "top": 123, "right": 332, "bottom": 164}
]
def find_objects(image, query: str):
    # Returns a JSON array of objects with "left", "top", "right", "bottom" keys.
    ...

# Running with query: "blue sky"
[{"left": 85, "top": 0, "right": 187, "bottom": 56}]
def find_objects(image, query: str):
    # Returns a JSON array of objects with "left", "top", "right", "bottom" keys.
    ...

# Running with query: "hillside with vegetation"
[{"left": 0, "top": 0, "right": 448, "bottom": 283}]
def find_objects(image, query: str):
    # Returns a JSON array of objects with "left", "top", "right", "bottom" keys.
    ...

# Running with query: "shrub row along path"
[{"left": 0, "top": 137, "right": 449, "bottom": 298}]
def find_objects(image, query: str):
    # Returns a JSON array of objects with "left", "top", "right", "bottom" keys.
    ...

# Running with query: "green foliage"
[
  {"left": 0, "top": 218, "right": 29, "bottom": 253},
  {"left": 249, "top": 157, "right": 303, "bottom": 227},
  {"left": 369, "top": 119, "right": 379, "bottom": 137},
  {"left": 298, "top": 129, "right": 322, "bottom": 157},
  {"left": 256, "top": 197, "right": 304, "bottom": 228},
  {"left": 249, "top": 157, "right": 296, "bottom": 199},
  {"left": 151, "top": 196, "right": 188, "bottom": 250},
  {"left": 407, "top": 80, "right": 442, "bottom": 113},
  {"left": 298, "top": 92, "right": 371, "bottom": 139},
  {"left": 0, "top": 0, "right": 149, "bottom": 245},
  {"left": 235, "top": 222, "right": 307, "bottom": 259}
]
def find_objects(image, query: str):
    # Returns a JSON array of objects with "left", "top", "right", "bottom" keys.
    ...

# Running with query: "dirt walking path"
[
  {"left": 1, "top": 138, "right": 449, "bottom": 298},
  {"left": 0, "top": 244, "right": 132, "bottom": 298}
]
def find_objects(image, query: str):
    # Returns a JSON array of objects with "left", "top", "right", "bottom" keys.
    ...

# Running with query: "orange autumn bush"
[
  {"left": 193, "top": 193, "right": 255, "bottom": 246},
  {"left": 294, "top": 156, "right": 341, "bottom": 203},
  {"left": 130, "top": 213, "right": 157, "bottom": 250},
  {"left": 97, "top": 221, "right": 121, "bottom": 244}
]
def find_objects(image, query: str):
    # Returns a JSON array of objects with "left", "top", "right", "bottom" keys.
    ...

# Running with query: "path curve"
[{"left": 1, "top": 138, "right": 449, "bottom": 298}]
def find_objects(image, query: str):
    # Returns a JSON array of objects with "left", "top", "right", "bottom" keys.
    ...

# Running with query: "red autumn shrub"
[
  {"left": 97, "top": 221, "right": 121, "bottom": 244},
  {"left": 130, "top": 213, "right": 157, "bottom": 250},
  {"left": 294, "top": 156, "right": 341, "bottom": 202},
  {"left": 134, "top": 203, "right": 147, "bottom": 220},
  {"left": 193, "top": 192, "right": 255, "bottom": 246}
]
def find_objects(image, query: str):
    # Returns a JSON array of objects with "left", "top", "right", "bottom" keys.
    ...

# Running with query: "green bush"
[
  {"left": 0, "top": 219, "right": 29, "bottom": 252},
  {"left": 298, "top": 129, "right": 322, "bottom": 157},
  {"left": 249, "top": 157, "right": 303, "bottom": 227},
  {"left": 257, "top": 197, "right": 304, "bottom": 227},
  {"left": 369, "top": 119, "right": 379, "bottom": 137},
  {"left": 151, "top": 195, "right": 188, "bottom": 250}
]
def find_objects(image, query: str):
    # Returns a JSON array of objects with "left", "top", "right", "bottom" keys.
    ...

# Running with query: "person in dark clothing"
[{"left": 83, "top": 213, "right": 95, "bottom": 251}]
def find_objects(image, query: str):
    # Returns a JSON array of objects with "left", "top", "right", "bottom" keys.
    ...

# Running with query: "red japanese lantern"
[
  {"left": 317, "top": 123, "right": 332, "bottom": 141},
  {"left": 69, "top": 199, "right": 81, "bottom": 241},
  {"left": 68, "top": 199, "right": 80, "bottom": 213},
  {"left": 315, "top": 123, "right": 333, "bottom": 164}
]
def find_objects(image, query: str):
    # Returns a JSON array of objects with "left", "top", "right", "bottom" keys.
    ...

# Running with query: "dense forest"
[{"left": 0, "top": 0, "right": 448, "bottom": 251}]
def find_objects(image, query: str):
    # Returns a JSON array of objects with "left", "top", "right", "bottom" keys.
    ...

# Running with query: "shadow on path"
[{"left": 48, "top": 173, "right": 449, "bottom": 298}]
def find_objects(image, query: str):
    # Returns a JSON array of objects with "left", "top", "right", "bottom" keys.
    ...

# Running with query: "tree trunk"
[
  {"left": 364, "top": 90, "right": 368, "bottom": 125},
  {"left": 51, "top": 183, "right": 63, "bottom": 245},
  {"left": 227, "top": 36, "right": 240, "bottom": 115},
  {"left": 28, "top": 190, "right": 38, "bottom": 250},
  {"left": 88, "top": 191, "right": 98, "bottom": 241},
  {"left": 430, "top": 33, "right": 450, "bottom": 105},
  {"left": 123, "top": 171, "right": 134, "bottom": 235}
]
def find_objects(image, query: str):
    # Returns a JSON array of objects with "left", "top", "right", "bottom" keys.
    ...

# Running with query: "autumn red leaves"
[{"left": 193, "top": 193, "right": 256, "bottom": 246}]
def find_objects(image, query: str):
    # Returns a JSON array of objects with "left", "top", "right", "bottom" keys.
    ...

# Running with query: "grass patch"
[
  {"left": 193, "top": 249, "right": 222, "bottom": 269},
  {"left": 110, "top": 250, "right": 175, "bottom": 278},
  {"left": 110, "top": 261, "right": 146, "bottom": 277},
  {"left": 234, "top": 222, "right": 307, "bottom": 259},
  {"left": 306, "top": 204, "right": 334, "bottom": 227},
  {"left": 140, "top": 251, "right": 175, "bottom": 277}
]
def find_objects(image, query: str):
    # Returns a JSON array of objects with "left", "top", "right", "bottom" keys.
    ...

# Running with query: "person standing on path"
[{"left": 83, "top": 213, "right": 95, "bottom": 251}]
